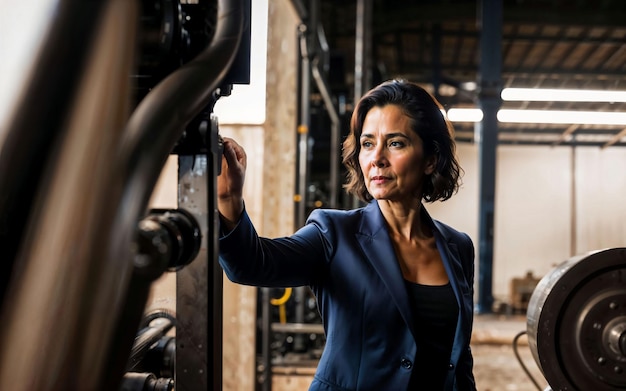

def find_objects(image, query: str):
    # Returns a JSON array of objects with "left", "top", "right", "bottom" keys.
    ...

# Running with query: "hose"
[{"left": 512, "top": 330, "right": 543, "bottom": 391}]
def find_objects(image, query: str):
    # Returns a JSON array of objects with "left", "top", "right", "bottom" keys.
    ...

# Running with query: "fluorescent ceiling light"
[
  {"left": 444, "top": 108, "right": 626, "bottom": 125},
  {"left": 445, "top": 108, "right": 483, "bottom": 122},
  {"left": 498, "top": 109, "right": 626, "bottom": 125},
  {"left": 501, "top": 88, "right": 626, "bottom": 103}
]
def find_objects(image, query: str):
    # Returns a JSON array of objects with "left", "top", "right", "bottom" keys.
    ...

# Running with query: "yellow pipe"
[
  {"left": 270, "top": 288, "right": 292, "bottom": 324},
  {"left": 270, "top": 287, "right": 292, "bottom": 306}
]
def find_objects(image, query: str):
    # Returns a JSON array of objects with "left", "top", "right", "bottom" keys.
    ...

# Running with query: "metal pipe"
[
  {"left": 352, "top": 0, "right": 372, "bottom": 209},
  {"left": 354, "top": 0, "right": 372, "bottom": 103},
  {"left": 0, "top": 1, "right": 138, "bottom": 389},
  {"left": 296, "top": 23, "right": 311, "bottom": 228},
  {"left": 0, "top": 0, "right": 106, "bottom": 306},
  {"left": 311, "top": 58, "right": 340, "bottom": 208},
  {"left": 260, "top": 287, "right": 272, "bottom": 391},
  {"left": 570, "top": 137, "right": 577, "bottom": 256},
  {"left": 289, "top": 0, "right": 308, "bottom": 21},
  {"left": 431, "top": 24, "right": 444, "bottom": 101}
]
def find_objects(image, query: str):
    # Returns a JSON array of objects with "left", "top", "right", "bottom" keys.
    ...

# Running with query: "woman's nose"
[
  {"left": 371, "top": 158, "right": 385, "bottom": 167},
  {"left": 371, "top": 148, "right": 387, "bottom": 167}
]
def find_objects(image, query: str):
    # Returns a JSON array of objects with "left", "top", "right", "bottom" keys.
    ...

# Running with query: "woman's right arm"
[
  {"left": 216, "top": 137, "right": 332, "bottom": 287},
  {"left": 217, "top": 137, "right": 246, "bottom": 232},
  {"left": 219, "top": 208, "right": 332, "bottom": 287}
]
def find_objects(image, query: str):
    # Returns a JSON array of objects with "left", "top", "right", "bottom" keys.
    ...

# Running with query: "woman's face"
[{"left": 358, "top": 104, "right": 434, "bottom": 203}]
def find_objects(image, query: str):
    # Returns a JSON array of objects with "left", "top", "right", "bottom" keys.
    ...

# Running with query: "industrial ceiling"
[{"left": 317, "top": 0, "right": 626, "bottom": 147}]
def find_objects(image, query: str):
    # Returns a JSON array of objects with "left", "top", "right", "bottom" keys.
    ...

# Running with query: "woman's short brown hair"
[{"left": 342, "top": 79, "right": 462, "bottom": 203}]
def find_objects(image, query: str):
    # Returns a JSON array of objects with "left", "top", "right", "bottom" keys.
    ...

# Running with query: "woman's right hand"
[{"left": 217, "top": 137, "right": 247, "bottom": 228}]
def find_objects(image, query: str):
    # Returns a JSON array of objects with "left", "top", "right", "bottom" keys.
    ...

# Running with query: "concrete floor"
[
  {"left": 472, "top": 314, "right": 547, "bottom": 391},
  {"left": 473, "top": 343, "right": 546, "bottom": 391},
  {"left": 272, "top": 314, "right": 551, "bottom": 391}
]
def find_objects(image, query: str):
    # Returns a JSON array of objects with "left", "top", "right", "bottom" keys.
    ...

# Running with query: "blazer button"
[
  {"left": 448, "top": 363, "right": 455, "bottom": 370},
  {"left": 400, "top": 358, "right": 413, "bottom": 369}
]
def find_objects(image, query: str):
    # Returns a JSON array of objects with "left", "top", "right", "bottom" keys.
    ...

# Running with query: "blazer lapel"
[
  {"left": 431, "top": 216, "right": 466, "bottom": 302},
  {"left": 428, "top": 209, "right": 469, "bottom": 366},
  {"left": 355, "top": 201, "right": 417, "bottom": 334},
  {"left": 354, "top": 201, "right": 470, "bottom": 357}
]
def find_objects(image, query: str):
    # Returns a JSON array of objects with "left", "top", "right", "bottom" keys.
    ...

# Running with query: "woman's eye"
[
  {"left": 361, "top": 140, "right": 373, "bottom": 148},
  {"left": 389, "top": 140, "right": 405, "bottom": 148}
]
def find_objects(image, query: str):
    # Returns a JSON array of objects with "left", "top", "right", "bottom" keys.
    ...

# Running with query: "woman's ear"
[{"left": 424, "top": 155, "right": 437, "bottom": 175}]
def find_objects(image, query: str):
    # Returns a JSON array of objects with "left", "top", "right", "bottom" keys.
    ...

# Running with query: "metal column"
[
  {"left": 176, "top": 147, "right": 222, "bottom": 390},
  {"left": 352, "top": 0, "right": 372, "bottom": 209},
  {"left": 354, "top": 0, "right": 372, "bottom": 103},
  {"left": 475, "top": 0, "right": 502, "bottom": 314},
  {"left": 296, "top": 22, "right": 312, "bottom": 229}
]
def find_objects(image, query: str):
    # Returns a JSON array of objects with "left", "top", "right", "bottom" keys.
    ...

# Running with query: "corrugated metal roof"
[{"left": 318, "top": 0, "right": 626, "bottom": 147}]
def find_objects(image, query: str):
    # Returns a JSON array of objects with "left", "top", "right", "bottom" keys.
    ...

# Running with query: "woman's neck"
[{"left": 377, "top": 200, "right": 431, "bottom": 240}]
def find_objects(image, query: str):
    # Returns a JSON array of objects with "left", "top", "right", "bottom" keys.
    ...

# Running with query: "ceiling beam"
[
  {"left": 374, "top": 28, "right": 626, "bottom": 47},
  {"left": 552, "top": 124, "right": 580, "bottom": 146},
  {"left": 602, "top": 127, "right": 626, "bottom": 148},
  {"left": 393, "top": 64, "right": 626, "bottom": 80},
  {"left": 454, "top": 136, "right": 626, "bottom": 148},
  {"left": 369, "top": 2, "right": 626, "bottom": 29}
]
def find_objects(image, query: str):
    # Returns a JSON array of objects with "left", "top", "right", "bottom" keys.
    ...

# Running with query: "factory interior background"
[
  {"left": 147, "top": 1, "right": 626, "bottom": 389},
  {"left": 1, "top": 0, "right": 625, "bottom": 390}
]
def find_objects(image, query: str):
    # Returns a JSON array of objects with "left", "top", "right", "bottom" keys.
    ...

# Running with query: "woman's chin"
[{"left": 372, "top": 193, "right": 393, "bottom": 201}]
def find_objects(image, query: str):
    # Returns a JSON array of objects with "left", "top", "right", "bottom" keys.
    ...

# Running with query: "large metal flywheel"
[{"left": 527, "top": 247, "right": 626, "bottom": 390}]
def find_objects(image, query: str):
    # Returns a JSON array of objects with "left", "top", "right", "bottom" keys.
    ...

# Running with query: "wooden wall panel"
[
  {"left": 262, "top": 0, "right": 299, "bottom": 239},
  {"left": 219, "top": 125, "right": 265, "bottom": 391}
]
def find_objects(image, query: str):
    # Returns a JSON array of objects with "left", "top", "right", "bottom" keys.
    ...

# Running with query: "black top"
[{"left": 404, "top": 281, "right": 458, "bottom": 390}]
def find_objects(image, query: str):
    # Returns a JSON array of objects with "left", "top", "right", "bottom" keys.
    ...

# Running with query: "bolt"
[
  {"left": 614, "top": 366, "right": 623, "bottom": 374},
  {"left": 609, "top": 302, "right": 618, "bottom": 310},
  {"left": 597, "top": 357, "right": 606, "bottom": 365}
]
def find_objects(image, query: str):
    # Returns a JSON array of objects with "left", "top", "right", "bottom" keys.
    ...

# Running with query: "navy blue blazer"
[{"left": 219, "top": 200, "right": 477, "bottom": 391}]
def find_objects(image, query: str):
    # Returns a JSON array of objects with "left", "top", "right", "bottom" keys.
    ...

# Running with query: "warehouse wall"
[{"left": 428, "top": 143, "right": 626, "bottom": 303}]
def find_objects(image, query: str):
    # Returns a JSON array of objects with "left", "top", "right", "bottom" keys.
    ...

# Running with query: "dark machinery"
[
  {"left": 526, "top": 247, "right": 626, "bottom": 390},
  {"left": 0, "top": 0, "right": 249, "bottom": 390}
]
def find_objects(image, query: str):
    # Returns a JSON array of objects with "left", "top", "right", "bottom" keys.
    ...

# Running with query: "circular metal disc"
[{"left": 527, "top": 247, "right": 626, "bottom": 390}]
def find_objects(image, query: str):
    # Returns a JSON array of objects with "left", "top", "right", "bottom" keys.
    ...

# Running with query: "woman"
[{"left": 218, "top": 79, "right": 477, "bottom": 390}]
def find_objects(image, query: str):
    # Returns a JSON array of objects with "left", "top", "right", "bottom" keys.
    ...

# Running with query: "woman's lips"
[{"left": 371, "top": 176, "right": 389, "bottom": 184}]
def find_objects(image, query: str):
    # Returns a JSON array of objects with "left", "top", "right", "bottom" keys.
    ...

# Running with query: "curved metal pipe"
[
  {"left": 108, "top": 0, "right": 245, "bottom": 246},
  {"left": 101, "top": 0, "right": 245, "bottom": 385},
  {"left": 98, "top": 0, "right": 246, "bottom": 385}
]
